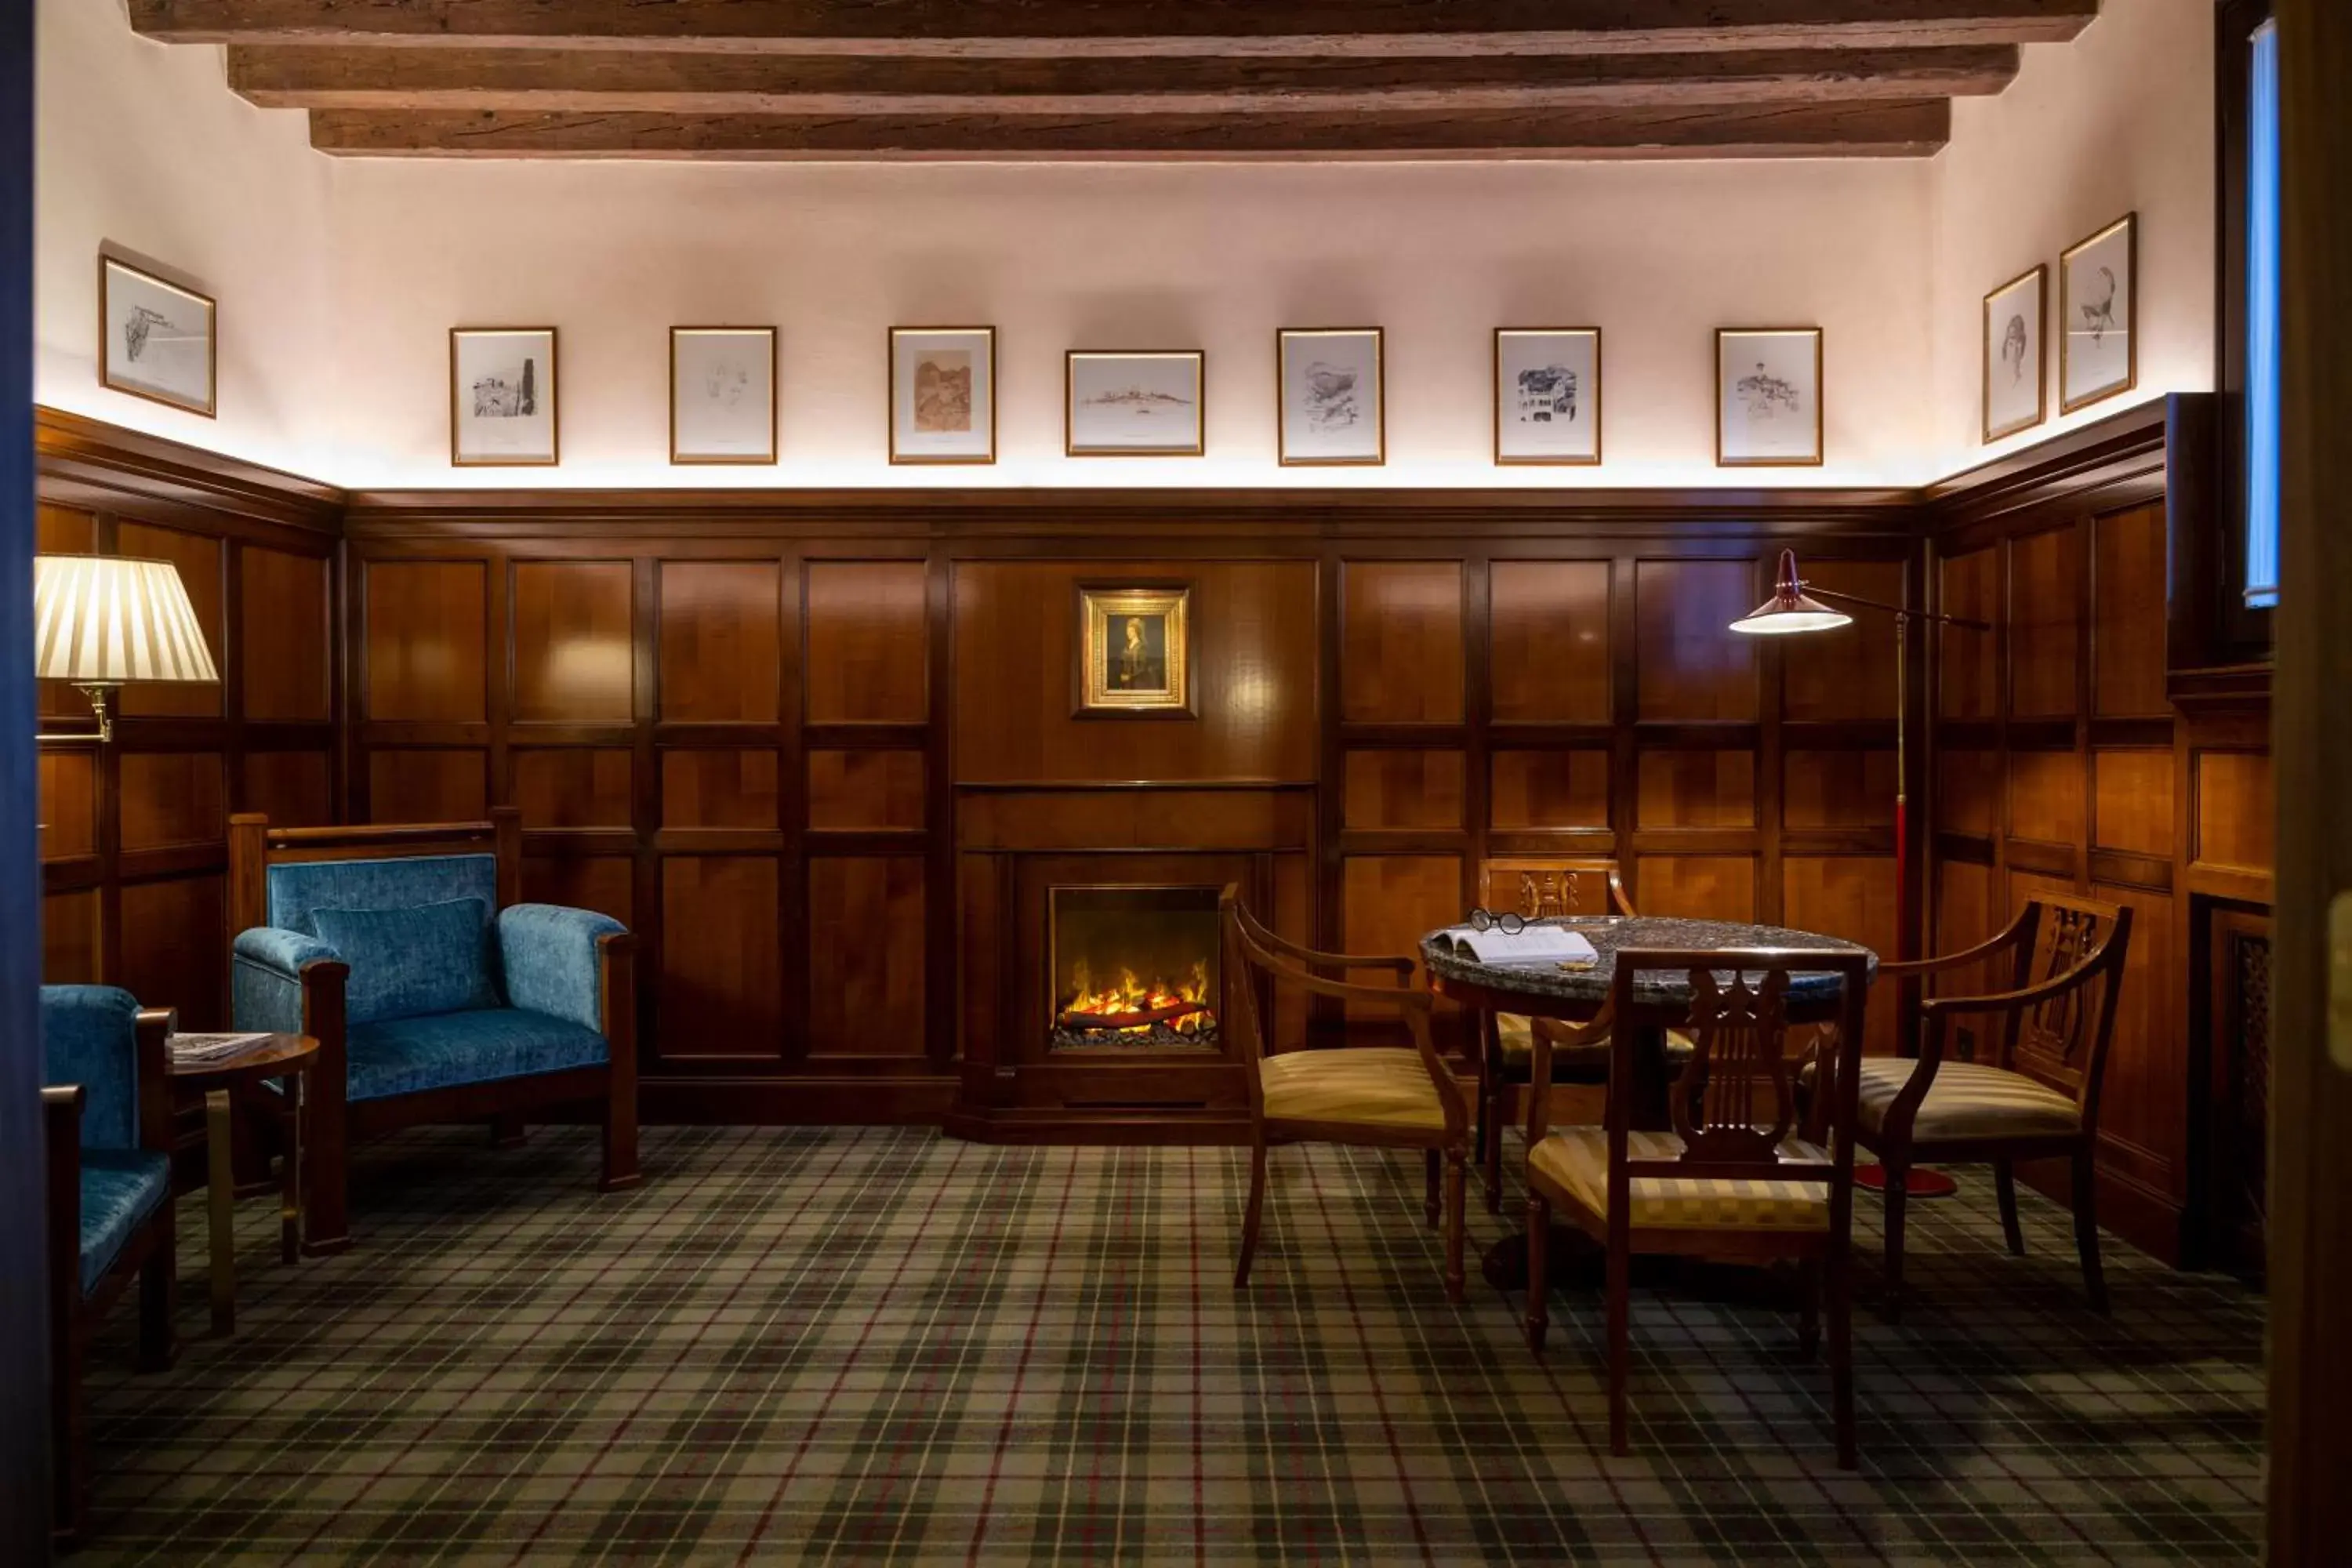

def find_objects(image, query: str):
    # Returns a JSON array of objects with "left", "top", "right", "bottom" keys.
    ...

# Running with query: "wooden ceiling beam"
[
  {"left": 303, "top": 100, "right": 1954, "bottom": 158},
  {"left": 136, "top": 0, "right": 2099, "bottom": 57},
  {"left": 227, "top": 44, "right": 2020, "bottom": 115}
]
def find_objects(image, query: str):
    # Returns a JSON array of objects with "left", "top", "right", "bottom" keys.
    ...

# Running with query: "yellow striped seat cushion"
[
  {"left": 1260, "top": 1047, "right": 1448, "bottom": 1131},
  {"left": 1494, "top": 1015, "right": 1696, "bottom": 1076},
  {"left": 1855, "top": 1058, "right": 2080, "bottom": 1142},
  {"left": 1530, "top": 1127, "right": 1834, "bottom": 1231}
]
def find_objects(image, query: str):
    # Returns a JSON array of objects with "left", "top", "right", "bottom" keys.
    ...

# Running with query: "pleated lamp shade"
[{"left": 34, "top": 555, "right": 220, "bottom": 686}]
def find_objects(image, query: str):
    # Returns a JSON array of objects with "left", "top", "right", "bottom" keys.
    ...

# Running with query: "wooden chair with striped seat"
[
  {"left": 1855, "top": 894, "right": 2133, "bottom": 1320},
  {"left": 1524, "top": 946, "right": 1872, "bottom": 1467},
  {"left": 1470, "top": 858, "right": 1696, "bottom": 1212},
  {"left": 1222, "top": 888, "right": 1473, "bottom": 1302}
]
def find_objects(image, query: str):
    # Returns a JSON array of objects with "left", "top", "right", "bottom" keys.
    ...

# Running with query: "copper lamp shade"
[{"left": 1729, "top": 549, "right": 1853, "bottom": 635}]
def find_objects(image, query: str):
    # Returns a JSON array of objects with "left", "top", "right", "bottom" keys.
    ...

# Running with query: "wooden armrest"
[
  {"left": 1525, "top": 1001, "right": 1615, "bottom": 1145},
  {"left": 1921, "top": 964, "right": 2100, "bottom": 1020},
  {"left": 1879, "top": 909, "right": 2034, "bottom": 980},
  {"left": 42, "top": 1083, "right": 82, "bottom": 1138}
]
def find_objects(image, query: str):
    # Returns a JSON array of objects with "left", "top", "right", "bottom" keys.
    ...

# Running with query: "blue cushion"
[
  {"left": 42, "top": 985, "right": 141, "bottom": 1151},
  {"left": 498, "top": 905, "right": 625, "bottom": 1034},
  {"left": 345, "top": 1007, "right": 608, "bottom": 1104},
  {"left": 78, "top": 1148, "right": 169, "bottom": 1298},
  {"left": 312, "top": 898, "right": 500, "bottom": 1026},
  {"left": 266, "top": 854, "right": 500, "bottom": 939}
]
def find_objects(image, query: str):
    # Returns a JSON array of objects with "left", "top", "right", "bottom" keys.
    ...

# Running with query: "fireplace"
[{"left": 1048, "top": 884, "right": 1222, "bottom": 1051}]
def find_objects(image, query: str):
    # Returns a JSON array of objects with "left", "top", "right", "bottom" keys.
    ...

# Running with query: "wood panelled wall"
[
  {"left": 1924, "top": 401, "right": 2275, "bottom": 1265},
  {"left": 1330, "top": 543, "right": 1910, "bottom": 1059},
  {"left": 33, "top": 404, "right": 2269, "bottom": 1269},
  {"left": 33, "top": 412, "right": 343, "bottom": 1029},
  {"left": 332, "top": 489, "right": 1918, "bottom": 1121}
]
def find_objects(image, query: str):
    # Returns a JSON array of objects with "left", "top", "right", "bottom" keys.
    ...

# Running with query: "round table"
[
  {"left": 167, "top": 1033, "right": 318, "bottom": 1336},
  {"left": 1419, "top": 916, "right": 1877, "bottom": 1290}
]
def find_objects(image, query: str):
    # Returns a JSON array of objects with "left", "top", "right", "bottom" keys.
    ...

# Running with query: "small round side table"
[{"left": 167, "top": 1033, "right": 318, "bottom": 1336}]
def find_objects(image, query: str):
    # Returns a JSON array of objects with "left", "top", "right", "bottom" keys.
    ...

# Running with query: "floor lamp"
[{"left": 1730, "top": 548, "right": 1991, "bottom": 1200}]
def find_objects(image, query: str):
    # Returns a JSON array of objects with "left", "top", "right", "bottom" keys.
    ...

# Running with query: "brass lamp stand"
[{"left": 1731, "top": 549, "right": 1992, "bottom": 1200}]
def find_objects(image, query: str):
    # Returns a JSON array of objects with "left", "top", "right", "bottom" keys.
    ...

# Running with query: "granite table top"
[{"left": 1418, "top": 916, "right": 1878, "bottom": 1011}]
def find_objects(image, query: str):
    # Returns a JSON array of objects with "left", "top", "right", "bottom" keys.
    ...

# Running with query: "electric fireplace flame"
[{"left": 1049, "top": 885, "right": 1222, "bottom": 1051}]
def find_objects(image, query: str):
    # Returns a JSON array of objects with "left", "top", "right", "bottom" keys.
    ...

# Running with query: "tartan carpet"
[{"left": 76, "top": 1127, "right": 2263, "bottom": 1566}]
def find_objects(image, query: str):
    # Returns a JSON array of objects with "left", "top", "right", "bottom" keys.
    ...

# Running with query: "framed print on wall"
[
  {"left": 1494, "top": 328, "right": 1601, "bottom": 465},
  {"left": 890, "top": 325, "right": 996, "bottom": 464},
  {"left": 450, "top": 327, "right": 558, "bottom": 466},
  {"left": 1715, "top": 327, "right": 1824, "bottom": 467},
  {"left": 2060, "top": 212, "right": 2137, "bottom": 413},
  {"left": 671, "top": 326, "right": 776, "bottom": 464},
  {"left": 1065, "top": 350, "right": 1204, "bottom": 456},
  {"left": 1277, "top": 328, "right": 1383, "bottom": 466},
  {"left": 1983, "top": 264, "right": 2048, "bottom": 443},
  {"left": 99, "top": 255, "right": 216, "bottom": 418},
  {"left": 1075, "top": 583, "right": 1192, "bottom": 717}
]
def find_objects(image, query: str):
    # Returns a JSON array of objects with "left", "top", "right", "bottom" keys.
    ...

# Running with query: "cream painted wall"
[
  {"left": 35, "top": 0, "right": 335, "bottom": 477},
  {"left": 1929, "top": 0, "right": 2216, "bottom": 475},
  {"left": 33, "top": 0, "right": 2216, "bottom": 491},
  {"left": 324, "top": 159, "right": 1933, "bottom": 489}
]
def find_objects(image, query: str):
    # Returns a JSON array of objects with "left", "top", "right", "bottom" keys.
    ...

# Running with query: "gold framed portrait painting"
[{"left": 1076, "top": 585, "right": 1192, "bottom": 717}]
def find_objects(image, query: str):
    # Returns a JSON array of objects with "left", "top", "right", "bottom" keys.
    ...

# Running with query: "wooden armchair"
[
  {"left": 1524, "top": 948, "right": 1871, "bottom": 1468},
  {"left": 228, "top": 810, "right": 639, "bottom": 1255},
  {"left": 42, "top": 987, "right": 178, "bottom": 1542},
  {"left": 1859, "top": 895, "right": 2132, "bottom": 1319},
  {"left": 1468, "top": 858, "right": 1663, "bottom": 1211},
  {"left": 1223, "top": 890, "right": 1473, "bottom": 1301}
]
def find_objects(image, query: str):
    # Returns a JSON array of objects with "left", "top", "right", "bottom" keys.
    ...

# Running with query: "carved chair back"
[
  {"left": 1994, "top": 895, "right": 2133, "bottom": 1116},
  {"left": 1595, "top": 948, "right": 1871, "bottom": 1197},
  {"left": 1219, "top": 887, "right": 1464, "bottom": 1141},
  {"left": 1476, "top": 857, "right": 1636, "bottom": 922}
]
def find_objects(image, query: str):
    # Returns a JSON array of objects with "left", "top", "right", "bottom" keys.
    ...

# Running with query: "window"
[{"left": 2244, "top": 20, "right": 2281, "bottom": 609}]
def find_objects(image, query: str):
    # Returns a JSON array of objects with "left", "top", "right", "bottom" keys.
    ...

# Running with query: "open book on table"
[
  {"left": 1428, "top": 925, "right": 1599, "bottom": 967},
  {"left": 169, "top": 1032, "right": 278, "bottom": 1066}
]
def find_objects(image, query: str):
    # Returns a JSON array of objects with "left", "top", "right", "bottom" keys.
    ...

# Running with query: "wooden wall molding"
[
  {"left": 343, "top": 485, "right": 1926, "bottom": 543},
  {"left": 1922, "top": 399, "right": 2172, "bottom": 542},
  {"left": 35, "top": 407, "right": 343, "bottom": 544}
]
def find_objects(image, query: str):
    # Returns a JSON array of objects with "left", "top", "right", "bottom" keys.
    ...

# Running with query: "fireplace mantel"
[{"left": 948, "top": 783, "right": 1315, "bottom": 1143}]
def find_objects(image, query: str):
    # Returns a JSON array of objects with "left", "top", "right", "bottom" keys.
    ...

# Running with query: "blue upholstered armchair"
[
  {"left": 228, "top": 809, "right": 639, "bottom": 1254},
  {"left": 42, "top": 985, "right": 176, "bottom": 1540}
]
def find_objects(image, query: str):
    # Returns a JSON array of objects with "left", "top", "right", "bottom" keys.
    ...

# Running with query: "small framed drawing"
[
  {"left": 890, "top": 325, "right": 996, "bottom": 463},
  {"left": 1075, "top": 583, "right": 1192, "bottom": 717},
  {"left": 1277, "top": 328, "right": 1383, "bottom": 466},
  {"left": 1982, "top": 264, "right": 2048, "bottom": 443},
  {"left": 450, "top": 327, "right": 558, "bottom": 466},
  {"left": 1494, "top": 328, "right": 1601, "bottom": 465},
  {"left": 1716, "top": 327, "right": 1824, "bottom": 467},
  {"left": 1065, "top": 350, "right": 1204, "bottom": 456},
  {"left": 99, "top": 256, "right": 216, "bottom": 417},
  {"left": 2060, "top": 212, "right": 2136, "bottom": 413},
  {"left": 671, "top": 326, "right": 777, "bottom": 464}
]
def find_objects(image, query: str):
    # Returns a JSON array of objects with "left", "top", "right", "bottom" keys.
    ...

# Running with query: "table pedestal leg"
[
  {"left": 205, "top": 1089, "right": 234, "bottom": 1337},
  {"left": 281, "top": 1073, "right": 304, "bottom": 1263}
]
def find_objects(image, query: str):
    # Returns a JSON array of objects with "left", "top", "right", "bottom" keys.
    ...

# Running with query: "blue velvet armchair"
[
  {"left": 42, "top": 985, "right": 176, "bottom": 1541},
  {"left": 228, "top": 809, "right": 639, "bottom": 1254}
]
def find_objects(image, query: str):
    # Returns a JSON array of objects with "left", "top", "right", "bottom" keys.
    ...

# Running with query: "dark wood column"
[
  {"left": 2266, "top": 0, "right": 2352, "bottom": 1559},
  {"left": 0, "top": 0, "right": 53, "bottom": 1557}
]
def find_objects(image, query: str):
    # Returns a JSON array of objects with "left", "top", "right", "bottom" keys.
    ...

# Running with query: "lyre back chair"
[
  {"left": 1470, "top": 858, "right": 1643, "bottom": 1211},
  {"left": 1525, "top": 947, "right": 1872, "bottom": 1468},
  {"left": 1862, "top": 894, "right": 2132, "bottom": 1318},
  {"left": 1222, "top": 888, "right": 1473, "bottom": 1302}
]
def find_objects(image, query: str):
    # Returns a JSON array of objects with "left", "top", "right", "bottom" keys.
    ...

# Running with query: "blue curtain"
[{"left": 2245, "top": 20, "right": 2281, "bottom": 609}]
